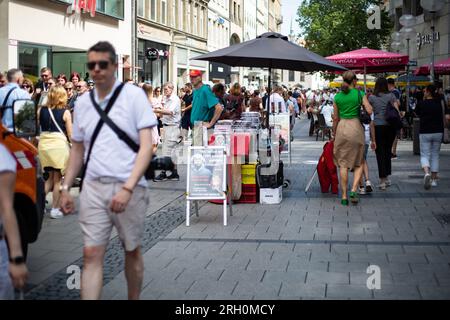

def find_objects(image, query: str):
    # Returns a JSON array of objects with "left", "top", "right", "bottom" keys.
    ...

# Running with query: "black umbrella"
[{"left": 192, "top": 32, "right": 347, "bottom": 126}]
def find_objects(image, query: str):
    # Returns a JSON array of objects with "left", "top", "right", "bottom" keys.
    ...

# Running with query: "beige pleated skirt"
[{"left": 333, "top": 118, "right": 365, "bottom": 169}]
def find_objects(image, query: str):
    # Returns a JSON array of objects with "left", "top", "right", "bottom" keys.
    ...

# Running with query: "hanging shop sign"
[
  {"left": 417, "top": 31, "right": 440, "bottom": 51},
  {"left": 146, "top": 48, "right": 170, "bottom": 61}
]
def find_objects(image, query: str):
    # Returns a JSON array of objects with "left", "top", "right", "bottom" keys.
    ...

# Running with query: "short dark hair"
[
  {"left": 185, "top": 83, "right": 193, "bottom": 89},
  {"left": 425, "top": 84, "right": 438, "bottom": 99},
  {"left": 88, "top": 41, "right": 117, "bottom": 63},
  {"left": 212, "top": 83, "right": 225, "bottom": 93},
  {"left": 387, "top": 78, "right": 395, "bottom": 85}
]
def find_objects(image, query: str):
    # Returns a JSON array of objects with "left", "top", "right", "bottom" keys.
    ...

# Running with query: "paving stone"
[
  {"left": 372, "top": 285, "right": 422, "bottom": 300},
  {"left": 418, "top": 286, "right": 450, "bottom": 300},
  {"left": 326, "top": 284, "right": 373, "bottom": 299},
  {"left": 279, "top": 283, "right": 326, "bottom": 298},
  {"left": 306, "top": 271, "right": 349, "bottom": 285}
]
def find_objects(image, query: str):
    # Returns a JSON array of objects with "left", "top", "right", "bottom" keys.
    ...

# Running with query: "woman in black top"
[
  {"left": 415, "top": 85, "right": 447, "bottom": 189},
  {"left": 37, "top": 85, "right": 72, "bottom": 219}
]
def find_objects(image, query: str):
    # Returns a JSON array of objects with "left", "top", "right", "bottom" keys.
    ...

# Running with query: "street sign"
[{"left": 408, "top": 60, "right": 418, "bottom": 67}]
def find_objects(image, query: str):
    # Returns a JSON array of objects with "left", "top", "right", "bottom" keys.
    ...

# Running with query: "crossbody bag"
[
  {"left": 79, "top": 83, "right": 125, "bottom": 190},
  {"left": 47, "top": 108, "right": 71, "bottom": 147}
]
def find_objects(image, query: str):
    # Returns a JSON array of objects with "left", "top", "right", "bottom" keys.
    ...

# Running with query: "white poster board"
[
  {"left": 186, "top": 146, "right": 228, "bottom": 226},
  {"left": 269, "top": 114, "right": 290, "bottom": 154}
]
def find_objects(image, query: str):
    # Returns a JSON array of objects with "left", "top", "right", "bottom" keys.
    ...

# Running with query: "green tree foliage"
[{"left": 297, "top": 0, "right": 393, "bottom": 57}]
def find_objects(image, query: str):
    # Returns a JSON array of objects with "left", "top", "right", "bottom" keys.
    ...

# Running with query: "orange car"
[{"left": 1, "top": 103, "right": 45, "bottom": 259}]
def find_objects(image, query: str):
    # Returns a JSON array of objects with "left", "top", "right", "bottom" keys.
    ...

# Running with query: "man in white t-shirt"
[
  {"left": 0, "top": 143, "right": 28, "bottom": 299},
  {"left": 320, "top": 100, "right": 334, "bottom": 127},
  {"left": 59, "top": 42, "right": 157, "bottom": 300},
  {"left": 154, "top": 82, "right": 181, "bottom": 182},
  {"left": 266, "top": 85, "right": 286, "bottom": 113}
]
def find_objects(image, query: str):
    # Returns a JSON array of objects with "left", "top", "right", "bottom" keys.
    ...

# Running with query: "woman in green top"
[{"left": 332, "top": 71, "right": 373, "bottom": 205}]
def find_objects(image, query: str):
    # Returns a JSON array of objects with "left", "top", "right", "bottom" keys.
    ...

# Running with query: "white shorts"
[{"left": 78, "top": 179, "right": 149, "bottom": 252}]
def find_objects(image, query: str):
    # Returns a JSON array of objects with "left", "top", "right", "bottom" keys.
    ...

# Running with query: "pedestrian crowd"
[{"left": 1, "top": 40, "right": 449, "bottom": 300}]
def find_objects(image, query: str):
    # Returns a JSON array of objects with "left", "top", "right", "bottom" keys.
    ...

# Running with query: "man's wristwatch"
[
  {"left": 59, "top": 185, "right": 70, "bottom": 193},
  {"left": 9, "top": 256, "right": 25, "bottom": 265}
]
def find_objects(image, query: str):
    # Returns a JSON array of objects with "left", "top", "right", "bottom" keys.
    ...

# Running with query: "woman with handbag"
[
  {"left": 37, "top": 85, "right": 72, "bottom": 219},
  {"left": 368, "top": 78, "right": 400, "bottom": 191},
  {"left": 415, "top": 84, "right": 448, "bottom": 189},
  {"left": 332, "top": 71, "right": 373, "bottom": 205}
]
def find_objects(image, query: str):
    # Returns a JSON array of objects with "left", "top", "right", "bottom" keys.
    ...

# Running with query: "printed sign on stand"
[
  {"left": 269, "top": 113, "right": 290, "bottom": 154},
  {"left": 186, "top": 146, "right": 228, "bottom": 226}
]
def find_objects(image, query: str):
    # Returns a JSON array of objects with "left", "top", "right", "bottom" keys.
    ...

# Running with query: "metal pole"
[
  {"left": 406, "top": 38, "right": 410, "bottom": 113},
  {"left": 363, "top": 64, "right": 367, "bottom": 93},
  {"left": 266, "top": 67, "right": 272, "bottom": 129},
  {"left": 431, "top": 14, "right": 436, "bottom": 83}
]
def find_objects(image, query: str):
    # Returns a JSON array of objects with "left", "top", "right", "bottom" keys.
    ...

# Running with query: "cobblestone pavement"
[{"left": 25, "top": 118, "right": 450, "bottom": 300}]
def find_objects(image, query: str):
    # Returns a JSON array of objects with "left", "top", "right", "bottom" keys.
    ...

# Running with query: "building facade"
[
  {"left": 256, "top": 0, "right": 269, "bottom": 36},
  {"left": 229, "top": 0, "right": 244, "bottom": 84},
  {"left": 268, "top": 0, "right": 283, "bottom": 83},
  {"left": 0, "top": 0, "right": 131, "bottom": 82},
  {"left": 136, "top": 0, "right": 209, "bottom": 89},
  {"left": 388, "top": 0, "right": 450, "bottom": 87},
  {"left": 208, "top": 0, "right": 231, "bottom": 83}
]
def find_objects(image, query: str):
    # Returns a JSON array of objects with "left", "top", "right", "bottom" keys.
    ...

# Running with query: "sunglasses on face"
[
  {"left": 87, "top": 60, "right": 110, "bottom": 71},
  {"left": 22, "top": 85, "right": 30, "bottom": 89},
  {"left": 65, "top": 87, "right": 73, "bottom": 90}
]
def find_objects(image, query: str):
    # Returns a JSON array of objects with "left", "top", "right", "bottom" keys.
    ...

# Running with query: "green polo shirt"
[
  {"left": 334, "top": 88, "right": 365, "bottom": 119},
  {"left": 190, "top": 84, "right": 219, "bottom": 124}
]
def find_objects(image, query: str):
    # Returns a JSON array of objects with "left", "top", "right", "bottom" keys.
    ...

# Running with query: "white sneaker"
[
  {"left": 424, "top": 174, "right": 432, "bottom": 190},
  {"left": 385, "top": 179, "right": 392, "bottom": 187},
  {"left": 378, "top": 182, "right": 387, "bottom": 191},
  {"left": 50, "top": 208, "right": 64, "bottom": 219},
  {"left": 431, "top": 179, "right": 438, "bottom": 187},
  {"left": 358, "top": 186, "right": 366, "bottom": 195},
  {"left": 365, "top": 180, "right": 373, "bottom": 193}
]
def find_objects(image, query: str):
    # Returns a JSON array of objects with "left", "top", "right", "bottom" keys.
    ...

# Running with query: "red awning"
[
  {"left": 326, "top": 48, "right": 409, "bottom": 73},
  {"left": 415, "top": 57, "right": 450, "bottom": 76}
]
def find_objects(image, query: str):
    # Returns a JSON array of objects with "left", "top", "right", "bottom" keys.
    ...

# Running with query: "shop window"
[
  {"left": 137, "top": 0, "right": 144, "bottom": 17},
  {"left": 151, "top": 0, "right": 157, "bottom": 21},
  {"left": 289, "top": 70, "right": 295, "bottom": 82},
  {"left": 161, "top": 0, "right": 167, "bottom": 25},
  {"left": 59, "top": 0, "right": 124, "bottom": 19},
  {"left": 18, "top": 44, "right": 52, "bottom": 83}
]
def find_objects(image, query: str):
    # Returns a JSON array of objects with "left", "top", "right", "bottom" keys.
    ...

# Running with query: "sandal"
[
  {"left": 350, "top": 191, "right": 359, "bottom": 204},
  {"left": 341, "top": 199, "right": 349, "bottom": 206}
]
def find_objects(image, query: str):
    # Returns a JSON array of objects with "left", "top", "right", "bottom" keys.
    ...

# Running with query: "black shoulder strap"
[
  {"left": 79, "top": 83, "right": 125, "bottom": 190},
  {"left": 1, "top": 87, "right": 18, "bottom": 108},
  {"left": 89, "top": 87, "right": 140, "bottom": 153}
]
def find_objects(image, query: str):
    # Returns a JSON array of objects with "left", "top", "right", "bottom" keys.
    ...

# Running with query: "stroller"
[{"left": 305, "top": 141, "right": 339, "bottom": 194}]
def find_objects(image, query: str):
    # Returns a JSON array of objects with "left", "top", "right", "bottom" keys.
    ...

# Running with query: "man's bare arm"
[
  {"left": 206, "top": 104, "right": 224, "bottom": 129},
  {"left": 124, "top": 128, "right": 153, "bottom": 190},
  {"left": 62, "top": 141, "right": 85, "bottom": 188}
]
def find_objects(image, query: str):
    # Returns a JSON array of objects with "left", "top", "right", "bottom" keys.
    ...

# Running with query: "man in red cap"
[{"left": 189, "top": 70, "right": 223, "bottom": 145}]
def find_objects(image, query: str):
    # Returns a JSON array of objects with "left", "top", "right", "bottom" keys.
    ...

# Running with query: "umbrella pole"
[
  {"left": 267, "top": 67, "right": 272, "bottom": 129},
  {"left": 364, "top": 64, "right": 367, "bottom": 93}
]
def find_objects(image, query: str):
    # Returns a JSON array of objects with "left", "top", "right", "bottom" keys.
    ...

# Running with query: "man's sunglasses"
[{"left": 87, "top": 60, "right": 110, "bottom": 71}]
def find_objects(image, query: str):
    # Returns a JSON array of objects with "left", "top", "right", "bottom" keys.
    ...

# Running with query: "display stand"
[
  {"left": 269, "top": 113, "right": 292, "bottom": 166},
  {"left": 186, "top": 146, "right": 229, "bottom": 226}
]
